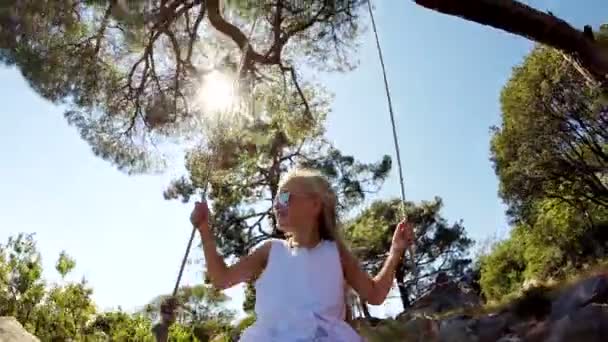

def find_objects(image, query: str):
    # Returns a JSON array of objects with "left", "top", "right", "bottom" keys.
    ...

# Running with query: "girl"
[{"left": 190, "top": 168, "right": 414, "bottom": 341}]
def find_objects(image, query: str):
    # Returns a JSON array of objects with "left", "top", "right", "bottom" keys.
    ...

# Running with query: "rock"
[
  {"left": 508, "top": 320, "right": 541, "bottom": 340},
  {"left": 512, "top": 286, "right": 552, "bottom": 321},
  {"left": 546, "top": 304, "right": 608, "bottom": 342},
  {"left": 550, "top": 274, "right": 608, "bottom": 321},
  {"left": 402, "top": 316, "right": 440, "bottom": 342},
  {"left": 0, "top": 317, "right": 39, "bottom": 342},
  {"left": 460, "top": 269, "right": 483, "bottom": 297},
  {"left": 522, "top": 320, "right": 550, "bottom": 342},
  {"left": 439, "top": 316, "right": 477, "bottom": 342},
  {"left": 409, "top": 281, "right": 482, "bottom": 315},
  {"left": 473, "top": 313, "right": 511, "bottom": 342},
  {"left": 363, "top": 274, "right": 608, "bottom": 342}
]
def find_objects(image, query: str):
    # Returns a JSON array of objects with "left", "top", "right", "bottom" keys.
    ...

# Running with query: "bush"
[{"left": 479, "top": 237, "right": 526, "bottom": 302}]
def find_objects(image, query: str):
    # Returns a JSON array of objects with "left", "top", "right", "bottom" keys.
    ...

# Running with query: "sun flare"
[{"left": 197, "top": 70, "right": 237, "bottom": 114}]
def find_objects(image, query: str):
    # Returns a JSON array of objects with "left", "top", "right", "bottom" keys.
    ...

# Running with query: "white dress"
[{"left": 239, "top": 239, "right": 365, "bottom": 342}]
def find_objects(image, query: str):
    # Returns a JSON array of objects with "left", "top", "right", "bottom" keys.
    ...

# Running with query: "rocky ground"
[
  {"left": 0, "top": 317, "right": 39, "bottom": 342},
  {"left": 2, "top": 273, "right": 607, "bottom": 341},
  {"left": 356, "top": 273, "right": 608, "bottom": 341}
]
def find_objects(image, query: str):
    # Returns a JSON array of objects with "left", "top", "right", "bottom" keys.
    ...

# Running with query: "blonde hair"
[{"left": 278, "top": 168, "right": 341, "bottom": 242}]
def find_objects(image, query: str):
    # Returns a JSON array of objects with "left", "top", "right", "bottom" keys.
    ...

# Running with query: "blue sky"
[{"left": 1, "top": 0, "right": 605, "bottom": 320}]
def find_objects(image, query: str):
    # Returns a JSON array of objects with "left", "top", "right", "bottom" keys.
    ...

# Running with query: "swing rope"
[
  {"left": 171, "top": 16, "right": 259, "bottom": 300},
  {"left": 366, "top": 1, "right": 416, "bottom": 268},
  {"left": 152, "top": 10, "right": 260, "bottom": 342}
]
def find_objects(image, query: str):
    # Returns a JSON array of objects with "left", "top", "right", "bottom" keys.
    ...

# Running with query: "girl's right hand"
[
  {"left": 391, "top": 219, "right": 414, "bottom": 253},
  {"left": 190, "top": 201, "right": 210, "bottom": 230}
]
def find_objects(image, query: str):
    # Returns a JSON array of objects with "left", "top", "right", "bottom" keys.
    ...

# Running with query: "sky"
[{"left": 1, "top": 0, "right": 606, "bottom": 322}]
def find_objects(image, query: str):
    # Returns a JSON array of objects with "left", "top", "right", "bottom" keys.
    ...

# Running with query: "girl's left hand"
[{"left": 391, "top": 219, "right": 414, "bottom": 253}]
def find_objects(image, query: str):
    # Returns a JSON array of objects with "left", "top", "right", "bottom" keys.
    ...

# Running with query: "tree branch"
[
  {"left": 94, "top": 3, "right": 114, "bottom": 55},
  {"left": 186, "top": 5, "right": 206, "bottom": 69},
  {"left": 206, "top": 0, "right": 277, "bottom": 65},
  {"left": 163, "top": 29, "right": 182, "bottom": 114},
  {"left": 277, "top": 1, "right": 328, "bottom": 48},
  {"left": 272, "top": 0, "right": 284, "bottom": 59},
  {"left": 281, "top": 65, "right": 313, "bottom": 122},
  {"left": 413, "top": 0, "right": 608, "bottom": 84}
]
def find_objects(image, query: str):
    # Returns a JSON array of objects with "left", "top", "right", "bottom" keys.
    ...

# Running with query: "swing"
[
  {"left": 366, "top": 0, "right": 416, "bottom": 268},
  {"left": 152, "top": 1, "right": 413, "bottom": 339}
]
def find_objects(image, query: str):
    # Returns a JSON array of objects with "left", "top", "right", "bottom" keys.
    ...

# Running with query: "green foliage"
[
  {"left": 182, "top": 284, "right": 233, "bottom": 324},
  {"left": 344, "top": 198, "right": 473, "bottom": 309},
  {"left": 483, "top": 31, "right": 608, "bottom": 303},
  {"left": 55, "top": 251, "right": 76, "bottom": 278},
  {"left": 168, "top": 323, "right": 198, "bottom": 341},
  {"left": 357, "top": 317, "right": 439, "bottom": 342},
  {"left": 479, "top": 199, "right": 608, "bottom": 302},
  {"left": 345, "top": 200, "right": 402, "bottom": 274},
  {"left": 234, "top": 313, "right": 256, "bottom": 336},
  {"left": 39, "top": 282, "right": 97, "bottom": 340},
  {"left": 242, "top": 283, "right": 256, "bottom": 312},
  {"left": 0, "top": 233, "right": 46, "bottom": 324},
  {"left": 490, "top": 43, "right": 608, "bottom": 223},
  {"left": 1, "top": 0, "right": 368, "bottom": 174},
  {"left": 88, "top": 311, "right": 155, "bottom": 341},
  {"left": 141, "top": 284, "right": 234, "bottom": 341},
  {"left": 301, "top": 148, "right": 392, "bottom": 213},
  {"left": 479, "top": 236, "right": 526, "bottom": 302},
  {"left": 0, "top": 234, "right": 237, "bottom": 341},
  {"left": 87, "top": 311, "right": 193, "bottom": 341},
  {"left": 520, "top": 199, "right": 589, "bottom": 280},
  {"left": 0, "top": 233, "right": 98, "bottom": 341}
]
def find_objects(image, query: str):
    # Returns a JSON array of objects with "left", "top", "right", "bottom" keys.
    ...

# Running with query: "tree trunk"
[
  {"left": 395, "top": 265, "right": 410, "bottom": 310},
  {"left": 413, "top": 0, "right": 608, "bottom": 84}
]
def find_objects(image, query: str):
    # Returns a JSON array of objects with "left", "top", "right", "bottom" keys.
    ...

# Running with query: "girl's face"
[{"left": 274, "top": 179, "right": 321, "bottom": 233}]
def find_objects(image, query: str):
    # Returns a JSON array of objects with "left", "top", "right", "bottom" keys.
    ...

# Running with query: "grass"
[{"left": 355, "top": 316, "right": 440, "bottom": 342}]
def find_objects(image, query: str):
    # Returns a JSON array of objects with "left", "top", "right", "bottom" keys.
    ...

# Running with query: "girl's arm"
[
  {"left": 339, "top": 220, "right": 413, "bottom": 305},
  {"left": 194, "top": 202, "right": 271, "bottom": 289},
  {"left": 338, "top": 243, "right": 405, "bottom": 305}
]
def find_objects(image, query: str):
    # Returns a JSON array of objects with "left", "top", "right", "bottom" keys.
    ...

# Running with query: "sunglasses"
[
  {"left": 274, "top": 191, "right": 314, "bottom": 208},
  {"left": 275, "top": 191, "right": 291, "bottom": 208}
]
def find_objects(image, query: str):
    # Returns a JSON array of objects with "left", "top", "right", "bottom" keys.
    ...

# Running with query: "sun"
[{"left": 197, "top": 70, "right": 237, "bottom": 114}]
